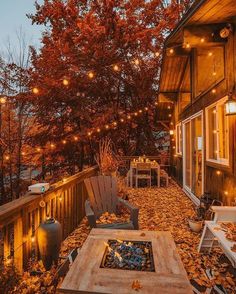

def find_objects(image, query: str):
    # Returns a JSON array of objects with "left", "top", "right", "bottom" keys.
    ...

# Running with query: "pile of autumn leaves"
[{"left": 4, "top": 181, "right": 236, "bottom": 293}]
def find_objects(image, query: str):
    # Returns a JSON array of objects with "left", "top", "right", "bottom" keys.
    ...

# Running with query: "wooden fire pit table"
[{"left": 58, "top": 229, "right": 192, "bottom": 294}]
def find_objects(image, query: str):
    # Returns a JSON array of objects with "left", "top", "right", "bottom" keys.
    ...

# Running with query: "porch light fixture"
[
  {"left": 169, "top": 130, "right": 174, "bottom": 135},
  {"left": 225, "top": 88, "right": 236, "bottom": 116}
]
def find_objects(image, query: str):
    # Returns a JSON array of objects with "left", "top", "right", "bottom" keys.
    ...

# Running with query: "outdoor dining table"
[
  {"left": 129, "top": 160, "right": 160, "bottom": 188},
  {"left": 58, "top": 228, "right": 192, "bottom": 294}
]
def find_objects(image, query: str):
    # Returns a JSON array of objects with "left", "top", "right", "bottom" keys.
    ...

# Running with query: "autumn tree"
[{"left": 26, "top": 0, "right": 192, "bottom": 170}]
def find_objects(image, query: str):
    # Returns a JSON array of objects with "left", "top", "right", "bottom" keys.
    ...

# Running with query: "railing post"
[{"left": 14, "top": 216, "right": 23, "bottom": 273}]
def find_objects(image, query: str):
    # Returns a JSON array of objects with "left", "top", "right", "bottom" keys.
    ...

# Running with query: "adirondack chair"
[{"left": 84, "top": 175, "right": 139, "bottom": 229}]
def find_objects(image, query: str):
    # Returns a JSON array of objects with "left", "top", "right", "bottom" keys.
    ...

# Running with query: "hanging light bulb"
[
  {"left": 134, "top": 59, "right": 140, "bottom": 65},
  {"left": 32, "top": 87, "right": 39, "bottom": 94},
  {"left": 36, "top": 147, "right": 41, "bottom": 152},
  {"left": 200, "top": 38, "right": 205, "bottom": 43},
  {"left": 5, "top": 155, "right": 10, "bottom": 160},
  {"left": 155, "top": 52, "right": 160, "bottom": 57},
  {"left": 127, "top": 115, "right": 131, "bottom": 119},
  {"left": 113, "top": 121, "right": 117, "bottom": 126},
  {"left": 62, "top": 140, "right": 67, "bottom": 144},
  {"left": 113, "top": 64, "right": 119, "bottom": 72},
  {"left": 31, "top": 235, "right": 35, "bottom": 243},
  {"left": 208, "top": 51, "right": 213, "bottom": 57},
  {"left": 97, "top": 128, "right": 101, "bottom": 133},
  {"left": 134, "top": 112, "right": 138, "bottom": 116},
  {"left": 0, "top": 96, "right": 7, "bottom": 104},
  {"left": 212, "top": 88, "right": 216, "bottom": 94},
  {"left": 21, "top": 151, "right": 25, "bottom": 156},
  {"left": 144, "top": 107, "right": 148, "bottom": 111},
  {"left": 169, "top": 48, "right": 174, "bottom": 54},
  {"left": 62, "top": 79, "right": 69, "bottom": 86},
  {"left": 120, "top": 118, "right": 124, "bottom": 123},
  {"left": 50, "top": 143, "right": 55, "bottom": 149},
  {"left": 105, "top": 125, "right": 109, "bottom": 129},
  {"left": 88, "top": 71, "right": 95, "bottom": 79},
  {"left": 74, "top": 136, "right": 78, "bottom": 141},
  {"left": 87, "top": 131, "right": 92, "bottom": 136}
]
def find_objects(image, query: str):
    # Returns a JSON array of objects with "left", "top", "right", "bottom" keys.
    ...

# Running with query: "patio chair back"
[{"left": 84, "top": 175, "right": 118, "bottom": 217}]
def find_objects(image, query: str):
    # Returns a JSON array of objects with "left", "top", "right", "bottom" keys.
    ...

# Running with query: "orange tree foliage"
[{"left": 27, "top": 0, "right": 192, "bottom": 165}]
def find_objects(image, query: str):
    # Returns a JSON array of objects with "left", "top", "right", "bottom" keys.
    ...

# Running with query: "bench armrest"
[{"left": 85, "top": 200, "right": 97, "bottom": 228}]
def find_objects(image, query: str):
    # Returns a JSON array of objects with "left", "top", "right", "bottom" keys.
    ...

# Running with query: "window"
[
  {"left": 196, "top": 47, "right": 225, "bottom": 97},
  {"left": 206, "top": 97, "right": 229, "bottom": 165},
  {"left": 176, "top": 123, "right": 182, "bottom": 155}
]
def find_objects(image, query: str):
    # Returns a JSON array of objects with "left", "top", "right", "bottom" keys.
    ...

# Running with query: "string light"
[
  {"left": 212, "top": 88, "right": 216, "bottom": 94},
  {"left": 169, "top": 130, "right": 174, "bottom": 135},
  {"left": 32, "top": 87, "right": 39, "bottom": 94},
  {"left": 200, "top": 38, "right": 205, "bottom": 43},
  {"left": 59, "top": 195, "right": 62, "bottom": 202},
  {"left": 127, "top": 115, "right": 131, "bottom": 119},
  {"left": 0, "top": 96, "right": 6, "bottom": 104},
  {"left": 186, "top": 43, "right": 191, "bottom": 49},
  {"left": 155, "top": 52, "right": 160, "bottom": 57},
  {"left": 208, "top": 52, "right": 213, "bottom": 57},
  {"left": 36, "top": 147, "right": 41, "bottom": 152},
  {"left": 31, "top": 235, "right": 35, "bottom": 243},
  {"left": 154, "top": 101, "right": 158, "bottom": 105},
  {"left": 224, "top": 191, "right": 228, "bottom": 196},
  {"left": 50, "top": 143, "right": 55, "bottom": 149},
  {"left": 105, "top": 125, "right": 109, "bottom": 129},
  {"left": 168, "top": 114, "right": 172, "bottom": 117},
  {"left": 212, "top": 71, "right": 217, "bottom": 76},
  {"left": 74, "top": 136, "right": 78, "bottom": 141},
  {"left": 62, "top": 140, "right": 67, "bottom": 144},
  {"left": 120, "top": 118, "right": 124, "bottom": 123},
  {"left": 167, "top": 105, "right": 171, "bottom": 109},
  {"left": 62, "top": 178, "right": 67, "bottom": 183},
  {"left": 134, "top": 59, "right": 140, "bottom": 65},
  {"left": 87, "top": 131, "right": 92, "bottom": 136},
  {"left": 21, "top": 152, "right": 25, "bottom": 156},
  {"left": 62, "top": 79, "right": 69, "bottom": 86},
  {"left": 134, "top": 112, "right": 138, "bottom": 116},
  {"left": 113, "top": 64, "right": 120, "bottom": 72},
  {"left": 97, "top": 128, "right": 101, "bottom": 133},
  {"left": 138, "top": 109, "right": 142, "bottom": 113},
  {"left": 216, "top": 170, "right": 221, "bottom": 175},
  {"left": 144, "top": 107, "right": 148, "bottom": 111},
  {"left": 169, "top": 48, "right": 174, "bottom": 54},
  {"left": 113, "top": 121, "right": 117, "bottom": 126},
  {"left": 5, "top": 155, "right": 10, "bottom": 160},
  {"left": 88, "top": 71, "right": 94, "bottom": 79}
]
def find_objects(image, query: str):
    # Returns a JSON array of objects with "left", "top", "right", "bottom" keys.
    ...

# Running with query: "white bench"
[{"left": 198, "top": 206, "right": 236, "bottom": 268}]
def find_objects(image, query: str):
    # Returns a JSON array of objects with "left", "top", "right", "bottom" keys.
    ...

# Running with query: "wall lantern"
[{"left": 225, "top": 88, "right": 236, "bottom": 116}]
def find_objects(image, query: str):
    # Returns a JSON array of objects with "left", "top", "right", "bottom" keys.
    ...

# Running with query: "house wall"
[{"left": 171, "top": 23, "right": 236, "bottom": 205}]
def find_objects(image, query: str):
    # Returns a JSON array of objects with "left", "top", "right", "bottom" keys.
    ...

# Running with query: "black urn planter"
[{"left": 37, "top": 218, "right": 62, "bottom": 270}]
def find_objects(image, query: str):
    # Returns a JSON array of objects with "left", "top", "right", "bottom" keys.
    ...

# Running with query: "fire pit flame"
[{"left": 101, "top": 240, "right": 155, "bottom": 272}]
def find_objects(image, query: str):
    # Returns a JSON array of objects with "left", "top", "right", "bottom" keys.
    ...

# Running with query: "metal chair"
[{"left": 135, "top": 163, "right": 152, "bottom": 188}]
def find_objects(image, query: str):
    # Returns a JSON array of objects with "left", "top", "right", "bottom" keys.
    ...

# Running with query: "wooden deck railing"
[{"left": 0, "top": 166, "right": 98, "bottom": 273}]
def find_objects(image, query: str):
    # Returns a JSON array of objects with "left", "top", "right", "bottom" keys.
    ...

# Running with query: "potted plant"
[{"left": 188, "top": 206, "right": 205, "bottom": 233}]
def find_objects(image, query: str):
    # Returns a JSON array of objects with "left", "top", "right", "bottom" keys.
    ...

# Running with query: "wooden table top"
[{"left": 58, "top": 229, "right": 192, "bottom": 294}]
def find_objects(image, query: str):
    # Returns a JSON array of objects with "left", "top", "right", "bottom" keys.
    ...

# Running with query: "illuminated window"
[
  {"left": 176, "top": 123, "right": 182, "bottom": 155},
  {"left": 206, "top": 97, "right": 229, "bottom": 165}
]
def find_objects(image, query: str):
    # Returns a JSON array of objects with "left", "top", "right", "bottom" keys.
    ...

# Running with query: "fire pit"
[
  {"left": 101, "top": 239, "right": 155, "bottom": 272},
  {"left": 58, "top": 229, "right": 192, "bottom": 294}
]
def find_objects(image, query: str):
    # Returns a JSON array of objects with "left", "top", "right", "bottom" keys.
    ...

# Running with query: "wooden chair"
[
  {"left": 135, "top": 163, "right": 151, "bottom": 188},
  {"left": 160, "top": 169, "right": 169, "bottom": 187},
  {"left": 84, "top": 175, "right": 139, "bottom": 229}
]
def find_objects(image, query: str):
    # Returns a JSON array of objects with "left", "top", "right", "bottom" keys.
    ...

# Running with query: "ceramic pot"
[
  {"left": 188, "top": 219, "right": 203, "bottom": 233},
  {"left": 37, "top": 218, "right": 62, "bottom": 270}
]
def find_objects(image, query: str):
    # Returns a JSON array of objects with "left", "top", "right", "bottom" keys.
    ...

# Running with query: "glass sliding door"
[{"left": 183, "top": 112, "right": 204, "bottom": 202}]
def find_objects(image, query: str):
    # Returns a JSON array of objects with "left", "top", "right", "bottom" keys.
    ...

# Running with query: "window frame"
[
  {"left": 175, "top": 122, "right": 182, "bottom": 155},
  {"left": 205, "top": 96, "right": 229, "bottom": 166}
]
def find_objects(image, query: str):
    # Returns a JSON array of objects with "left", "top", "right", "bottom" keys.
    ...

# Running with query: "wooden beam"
[
  {"left": 158, "top": 92, "right": 177, "bottom": 102},
  {"left": 183, "top": 24, "right": 228, "bottom": 47}
]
